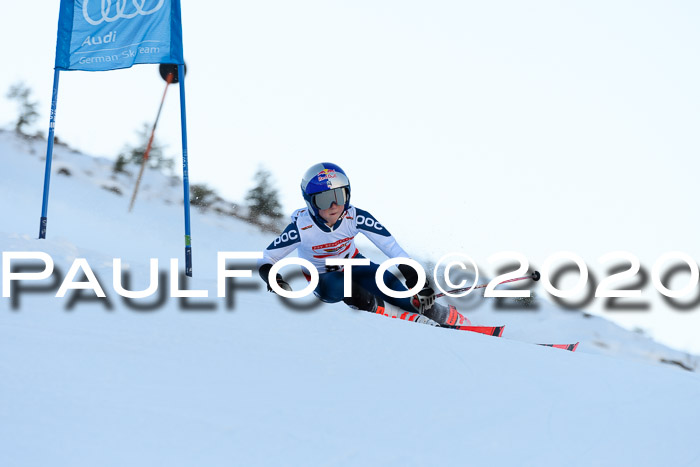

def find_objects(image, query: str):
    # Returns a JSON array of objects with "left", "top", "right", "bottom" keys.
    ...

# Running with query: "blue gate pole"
[
  {"left": 178, "top": 64, "right": 193, "bottom": 277},
  {"left": 39, "top": 69, "right": 61, "bottom": 239}
]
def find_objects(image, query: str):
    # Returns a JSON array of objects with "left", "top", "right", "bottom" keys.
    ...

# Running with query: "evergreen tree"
[
  {"left": 190, "top": 184, "right": 217, "bottom": 207},
  {"left": 6, "top": 82, "right": 39, "bottom": 135},
  {"left": 114, "top": 123, "right": 173, "bottom": 173},
  {"left": 245, "top": 167, "right": 283, "bottom": 219},
  {"left": 113, "top": 155, "right": 128, "bottom": 174}
]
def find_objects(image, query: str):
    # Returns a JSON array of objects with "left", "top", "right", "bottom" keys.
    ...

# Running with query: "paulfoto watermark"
[
  {"left": 2, "top": 250, "right": 699, "bottom": 312},
  {"left": 1, "top": 252, "right": 427, "bottom": 303}
]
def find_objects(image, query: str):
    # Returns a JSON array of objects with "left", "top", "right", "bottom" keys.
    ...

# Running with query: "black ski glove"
[
  {"left": 268, "top": 274, "right": 292, "bottom": 293},
  {"left": 259, "top": 263, "right": 292, "bottom": 294}
]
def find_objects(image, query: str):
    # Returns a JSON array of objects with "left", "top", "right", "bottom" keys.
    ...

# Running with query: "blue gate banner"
[{"left": 55, "top": 0, "right": 184, "bottom": 71}]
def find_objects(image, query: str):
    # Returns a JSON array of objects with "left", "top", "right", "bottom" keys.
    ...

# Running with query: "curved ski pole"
[{"left": 435, "top": 271, "right": 540, "bottom": 299}]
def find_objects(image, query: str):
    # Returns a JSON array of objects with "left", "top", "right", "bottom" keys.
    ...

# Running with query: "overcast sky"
[{"left": 1, "top": 1, "right": 699, "bottom": 353}]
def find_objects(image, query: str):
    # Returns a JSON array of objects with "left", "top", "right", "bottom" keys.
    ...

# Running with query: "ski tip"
[{"left": 537, "top": 342, "right": 580, "bottom": 352}]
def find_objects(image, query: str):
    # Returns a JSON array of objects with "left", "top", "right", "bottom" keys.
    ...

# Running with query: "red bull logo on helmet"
[{"left": 316, "top": 168, "right": 337, "bottom": 182}]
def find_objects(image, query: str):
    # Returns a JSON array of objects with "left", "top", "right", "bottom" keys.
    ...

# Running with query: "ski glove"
[
  {"left": 259, "top": 263, "right": 292, "bottom": 294},
  {"left": 268, "top": 274, "right": 292, "bottom": 294},
  {"left": 411, "top": 279, "right": 436, "bottom": 314}
]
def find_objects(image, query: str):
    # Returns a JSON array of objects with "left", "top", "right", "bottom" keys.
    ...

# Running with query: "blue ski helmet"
[{"left": 301, "top": 162, "right": 351, "bottom": 219}]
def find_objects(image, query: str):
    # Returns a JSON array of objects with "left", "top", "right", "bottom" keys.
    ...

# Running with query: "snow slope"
[{"left": 1, "top": 131, "right": 700, "bottom": 466}]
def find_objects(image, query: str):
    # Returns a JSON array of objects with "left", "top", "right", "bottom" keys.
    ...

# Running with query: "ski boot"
[
  {"left": 422, "top": 302, "right": 471, "bottom": 327},
  {"left": 343, "top": 286, "right": 439, "bottom": 326}
]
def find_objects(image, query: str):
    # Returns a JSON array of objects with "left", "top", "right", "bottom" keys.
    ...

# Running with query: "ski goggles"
[{"left": 312, "top": 187, "right": 348, "bottom": 210}]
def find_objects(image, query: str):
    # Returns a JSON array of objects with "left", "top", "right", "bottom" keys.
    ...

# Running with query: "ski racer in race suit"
[{"left": 257, "top": 162, "right": 437, "bottom": 317}]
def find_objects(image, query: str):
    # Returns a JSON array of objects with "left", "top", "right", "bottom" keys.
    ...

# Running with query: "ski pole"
[
  {"left": 435, "top": 271, "right": 540, "bottom": 299},
  {"left": 128, "top": 71, "right": 174, "bottom": 212}
]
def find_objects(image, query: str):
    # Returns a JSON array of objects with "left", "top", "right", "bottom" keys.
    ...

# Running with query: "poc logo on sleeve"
[
  {"left": 356, "top": 215, "right": 383, "bottom": 231},
  {"left": 273, "top": 230, "right": 299, "bottom": 246}
]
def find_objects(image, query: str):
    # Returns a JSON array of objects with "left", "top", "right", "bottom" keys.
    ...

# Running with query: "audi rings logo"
[{"left": 82, "top": 0, "right": 165, "bottom": 26}]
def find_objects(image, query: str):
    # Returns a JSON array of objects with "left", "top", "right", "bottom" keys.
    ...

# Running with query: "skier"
[{"left": 257, "top": 162, "right": 462, "bottom": 326}]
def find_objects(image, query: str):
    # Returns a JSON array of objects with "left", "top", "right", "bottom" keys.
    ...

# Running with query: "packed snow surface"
[{"left": 1, "top": 132, "right": 699, "bottom": 466}]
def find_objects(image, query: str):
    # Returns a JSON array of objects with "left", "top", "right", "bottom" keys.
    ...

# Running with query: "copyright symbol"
[{"left": 433, "top": 253, "right": 479, "bottom": 297}]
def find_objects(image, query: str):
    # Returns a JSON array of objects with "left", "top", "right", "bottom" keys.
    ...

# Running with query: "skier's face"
[{"left": 319, "top": 202, "right": 344, "bottom": 225}]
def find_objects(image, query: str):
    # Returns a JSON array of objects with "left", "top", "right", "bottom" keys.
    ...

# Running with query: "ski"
[
  {"left": 443, "top": 324, "right": 505, "bottom": 337},
  {"left": 437, "top": 305, "right": 503, "bottom": 336},
  {"left": 374, "top": 304, "right": 439, "bottom": 326},
  {"left": 537, "top": 342, "right": 580, "bottom": 352},
  {"left": 372, "top": 300, "right": 574, "bottom": 348},
  {"left": 374, "top": 302, "right": 505, "bottom": 336}
]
